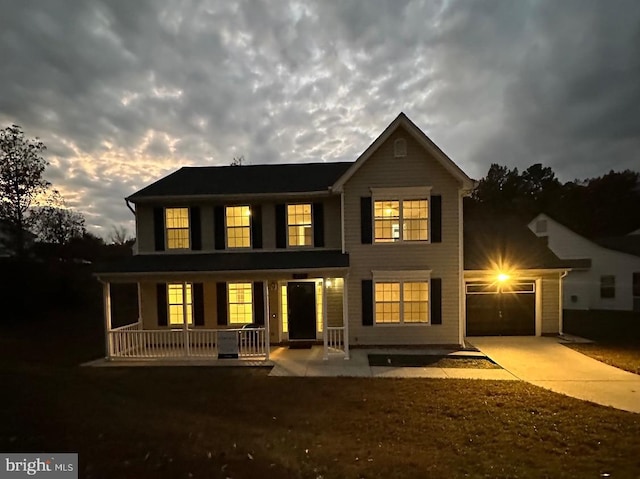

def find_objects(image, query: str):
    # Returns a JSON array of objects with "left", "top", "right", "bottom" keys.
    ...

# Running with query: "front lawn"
[
  {"left": 564, "top": 342, "right": 640, "bottom": 375},
  {"left": 563, "top": 309, "right": 640, "bottom": 375},
  {"left": 1, "top": 312, "right": 640, "bottom": 478}
]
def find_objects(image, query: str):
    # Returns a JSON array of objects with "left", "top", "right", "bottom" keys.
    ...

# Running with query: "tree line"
[
  {"left": 0, "top": 125, "right": 132, "bottom": 261},
  {"left": 468, "top": 163, "right": 640, "bottom": 238}
]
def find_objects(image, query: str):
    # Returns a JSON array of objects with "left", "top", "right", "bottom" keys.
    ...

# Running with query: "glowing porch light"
[
  {"left": 497, "top": 273, "right": 510, "bottom": 282},
  {"left": 325, "top": 279, "right": 332, "bottom": 288}
]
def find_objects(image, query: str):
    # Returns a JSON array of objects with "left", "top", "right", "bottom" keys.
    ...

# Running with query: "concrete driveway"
[{"left": 468, "top": 336, "right": 640, "bottom": 414}]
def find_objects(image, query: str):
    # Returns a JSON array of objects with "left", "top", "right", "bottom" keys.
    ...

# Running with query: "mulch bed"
[{"left": 368, "top": 353, "right": 500, "bottom": 369}]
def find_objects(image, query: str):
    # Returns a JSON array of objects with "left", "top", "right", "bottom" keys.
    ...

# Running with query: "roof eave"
[{"left": 332, "top": 112, "right": 474, "bottom": 192}]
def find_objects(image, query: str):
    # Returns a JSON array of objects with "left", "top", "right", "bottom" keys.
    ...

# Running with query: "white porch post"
[
  {"left": 322, "top": 277, "right": 328, "bottom": 360},
  {"left": 103, "top": 281, "right": 112, "bottom": 359},
  {"left": 137, "top": 282, "right": 143, "bottom": 326},
  {"left": 343, "top": 276, "right": 350, "bottom": 360},
  {"left": 182, "top": 282, "right": 189, "bottom": 357},
  {"left": 263, "top": 280, "right": 270, "bottom": 360}
]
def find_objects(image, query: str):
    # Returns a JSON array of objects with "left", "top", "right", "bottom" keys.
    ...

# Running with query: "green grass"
[
  {"left": 563, "top": 309, "right": 640, "bottom": 375},
  {"left": 565, "top": 342, "right": 640, "bottom": 375},
  {"left": 1, "top": 311, "right": 640, "bottom": 478}
]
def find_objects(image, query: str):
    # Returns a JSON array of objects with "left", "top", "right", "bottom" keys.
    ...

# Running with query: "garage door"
[{"left": 466, "top": 281, "right": 536, "bottom": 336}]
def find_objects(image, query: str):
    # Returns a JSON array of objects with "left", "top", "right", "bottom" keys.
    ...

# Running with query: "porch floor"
[{"left": 84, "top": 346, "right": 517, "bottom": 380}]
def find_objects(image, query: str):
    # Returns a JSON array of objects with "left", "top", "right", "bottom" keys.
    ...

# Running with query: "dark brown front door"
[{"left": 287, "top": 282, "right": 316, "bottom": 340}]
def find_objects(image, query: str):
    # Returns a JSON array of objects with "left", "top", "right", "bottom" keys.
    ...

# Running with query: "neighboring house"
[
  {"left": 95, "top": 113, "right": 568, "bottom": 361},
  {"left": 528, "top": 213, "right": 640, "bottom": 312}
]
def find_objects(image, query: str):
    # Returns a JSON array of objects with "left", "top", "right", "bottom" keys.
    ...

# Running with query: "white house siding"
[
  {"left": 541, "top": 273, "right": 561, "bottom": 334},
  {"left": 135, "top": 197, "right": 341, "bottom": 254},
  {"left": 343, "top": 126, "right": 463, "bottom": 346},
  {"left": 529, "top": 214, "right": 640, "bottom": 311}
]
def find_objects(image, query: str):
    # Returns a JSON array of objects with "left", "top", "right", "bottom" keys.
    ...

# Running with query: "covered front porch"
[{"left": 100, "top": 275, "right": 350, "bottom": 361}]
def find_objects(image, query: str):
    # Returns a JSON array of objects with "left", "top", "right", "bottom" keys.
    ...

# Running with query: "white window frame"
[
  {"left": 165, "top": 207, "right": 190, "bottom": 250},
  {"left": 372, "top": 270, "right": 431, "bottom": 326},
  {"left": 225, "top": 205, "right": 252, "bottom": 249},
  {"left": 286, "top": 203, "right": 314, "bottom": 248},
  {"left": 371, "top": 187, "right": 431, "bottom": 244},
  {"left": 228, "top": 282, "right": 254, "bottom": 325},
  {"left": 167, "top": 282, "right": 193, "bottom": 327}
]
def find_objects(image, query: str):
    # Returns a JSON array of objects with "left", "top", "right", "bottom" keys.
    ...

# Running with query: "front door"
[{"left": 287, "top": 282, "right": 316, "bottom": 340}]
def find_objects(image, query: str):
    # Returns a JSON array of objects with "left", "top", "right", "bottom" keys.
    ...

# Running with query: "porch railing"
[
  {"left": 108, "top": 328, "right": 268, "bottom": 360},
  {"left": 325, "top": 326, "right": 347, "bottom": 356}
]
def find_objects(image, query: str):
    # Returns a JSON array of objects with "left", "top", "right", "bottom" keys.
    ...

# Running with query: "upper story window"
[
  {"left": 228, "top": 282, "right": 253, "bottom": 324},
  {"left": 166, "top": 208, "right": 190, "bottom": 249},
  {"left": 287, "top": 203, "right": 313, "bottom": 247},
  {"left": 374, "top": 199, "right": 428, "bottom": 243},
  {"left": 167, "top": 283, "right": 193, "bottom": 326},
  {"left": 226, "top": 206, "right": 251, "bottom": 248}
]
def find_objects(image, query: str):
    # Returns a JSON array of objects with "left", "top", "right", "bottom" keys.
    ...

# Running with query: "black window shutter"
[
  {"left": 253, "top": 281, "right": 265, "bottom": 325},
  {"left": 362, "top": 279, "right": 373, "bottom": 326},
  {"left": 251, "top": 205, "right": 263, "bottom": 249},
  {"left": 431, "top": 195, "right": 442, "bottom": 243},
  {"left": 156, "top": 283, "right": 167, "bottom": 326},
  {"left": 153, "top": 207, "right": 165, "bottom": 251},
  {"left": 214, "top": 206, "right": 225, "bottom": 250},
  {"left": 216, "top": 282, "right": 228, "bottom": 325},
  {"left": 360, "top": 197, "right": 372, "bottom": 244},
  {"left": 190, "top": 206, "right": 202, "bottom": 250},
  {"left": 275, "top": 204, "right": 286, "bottom": 248},
  {"left": 431, "top": 278, "right": 442, "bottom": 325},
  {"left": 193, "top": 283, "right": 205, "bottom": 326},
  {"left": 313, "top": 202, "right": 324, "bottom": 247}
]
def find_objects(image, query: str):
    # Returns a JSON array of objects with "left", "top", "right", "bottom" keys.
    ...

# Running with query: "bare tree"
[
  {"left": 109, "top": 225, "right": 132, "bottom": 245},
  {"left": 230, "top": 155, "right": 245, "bottom": 166},
  {"left": 0, "top": 125, "right": 50, "bottom": 255}
]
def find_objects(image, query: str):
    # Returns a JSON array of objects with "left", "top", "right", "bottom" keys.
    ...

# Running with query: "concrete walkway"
[
  {"left": 268, "top": 346, "right": 516, "bottom": 380},
  {"left": 468, "top": 336, "right": 640, "bottom": 414}
]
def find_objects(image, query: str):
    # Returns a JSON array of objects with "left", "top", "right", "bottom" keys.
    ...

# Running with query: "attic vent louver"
[{"left": 394, "top": 138, "right": 407, "bottom": 158}]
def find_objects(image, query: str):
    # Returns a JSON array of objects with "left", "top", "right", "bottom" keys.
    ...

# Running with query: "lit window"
[
  {"left": 600, "top": 275, "right": 615, "bottom": 299},
  {"left": 374, "top": 199, "right": 428, "bottom": 242},
  {"left": 166, "top": 208, "right": 190, "bottom": 249},
  {"left": 375, "top": 281, "right": 429, "bottom": 324},
  {"left": 316, "top": 281, "right": 323, "bottom": 333},
  {"left": 228, "top": 282, "right": 253, "bottom": 324},
  {"left": 167, "top": 283, "right": 193, "bottom": 326},
  {"left": 226, "top": 206, "right": 251, "bottom": 248},
  {"left": 287, "top": 204, "right": 312, "bottom": 247},
  {"left": 403, "top": 282, "right": 429, "bottom": 323},
  {"left": 375, "top": 282, "right": 400, "bottom": 323},
  {"left": 281, "top": 285, "right": 288, "bottom": 333}
]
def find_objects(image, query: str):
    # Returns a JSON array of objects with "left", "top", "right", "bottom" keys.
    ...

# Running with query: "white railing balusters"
[{"left": 108, "top": 327, "right": 268, "bottom": 360}]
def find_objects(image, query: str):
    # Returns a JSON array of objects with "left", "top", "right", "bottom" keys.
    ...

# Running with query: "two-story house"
[{"left": 96, "top": 113, "right": 567, "bottom": 361}]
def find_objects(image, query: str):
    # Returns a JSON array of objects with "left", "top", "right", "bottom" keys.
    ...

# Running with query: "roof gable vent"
[{"left": 394, "top": 138, "right": 407, "bottom": 158}]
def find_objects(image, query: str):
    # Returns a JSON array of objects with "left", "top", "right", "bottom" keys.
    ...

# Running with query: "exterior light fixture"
[
  {"left": 497, "top": 273, "right": 510, "bottom": 282},
  {"left": 325, "top": 279, "right": 332, "bottom": 288}
]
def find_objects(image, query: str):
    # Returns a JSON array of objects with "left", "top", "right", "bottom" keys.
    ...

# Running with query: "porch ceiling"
[{"left": 95, "top": 250, "right": 349, "bottom": 277}]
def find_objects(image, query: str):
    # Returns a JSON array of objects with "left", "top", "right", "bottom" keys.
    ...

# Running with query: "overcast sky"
[{"left": 1, "top": 0, "right": 639, "bottom": 237}]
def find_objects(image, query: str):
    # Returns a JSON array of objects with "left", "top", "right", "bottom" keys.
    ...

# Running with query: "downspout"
[
  {"left": 125, "top": 199, "right": 136, "bottom": 216},
  {"left": 559, "top": 270, "right": 569, "bottom": 336},
  {"left": 125, "top": 199, "right": 138, "bottom": 254}
]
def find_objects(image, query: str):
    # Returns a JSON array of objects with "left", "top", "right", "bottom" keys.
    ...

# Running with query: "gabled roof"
[
  {"left": 464, "top": 212, "right": 569, "bottom": 270},
  {"left": 593, "top": 236, "right": 640, "bottom": 258},
  {"left": 530, "top": 213, "right": 640, "bottom": 259},
  {"left": 128, "top": 162, "right": 352, "bottom": 201},
  {"left": 332, "top": 112, "right": 474, "bottom": 192}
]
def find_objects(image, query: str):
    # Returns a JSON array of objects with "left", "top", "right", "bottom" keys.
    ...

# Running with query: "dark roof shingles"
[
  {"left": 128, "top": 162, "right": 353, "bottom": 200},
  {"left": 96, "top": 250, "right": 349, "bottom": 275}
]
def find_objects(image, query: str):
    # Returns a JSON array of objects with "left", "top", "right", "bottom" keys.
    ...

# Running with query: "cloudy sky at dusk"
[{"left": 1, "top": 0, "right": 639, "bottom": 237}]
